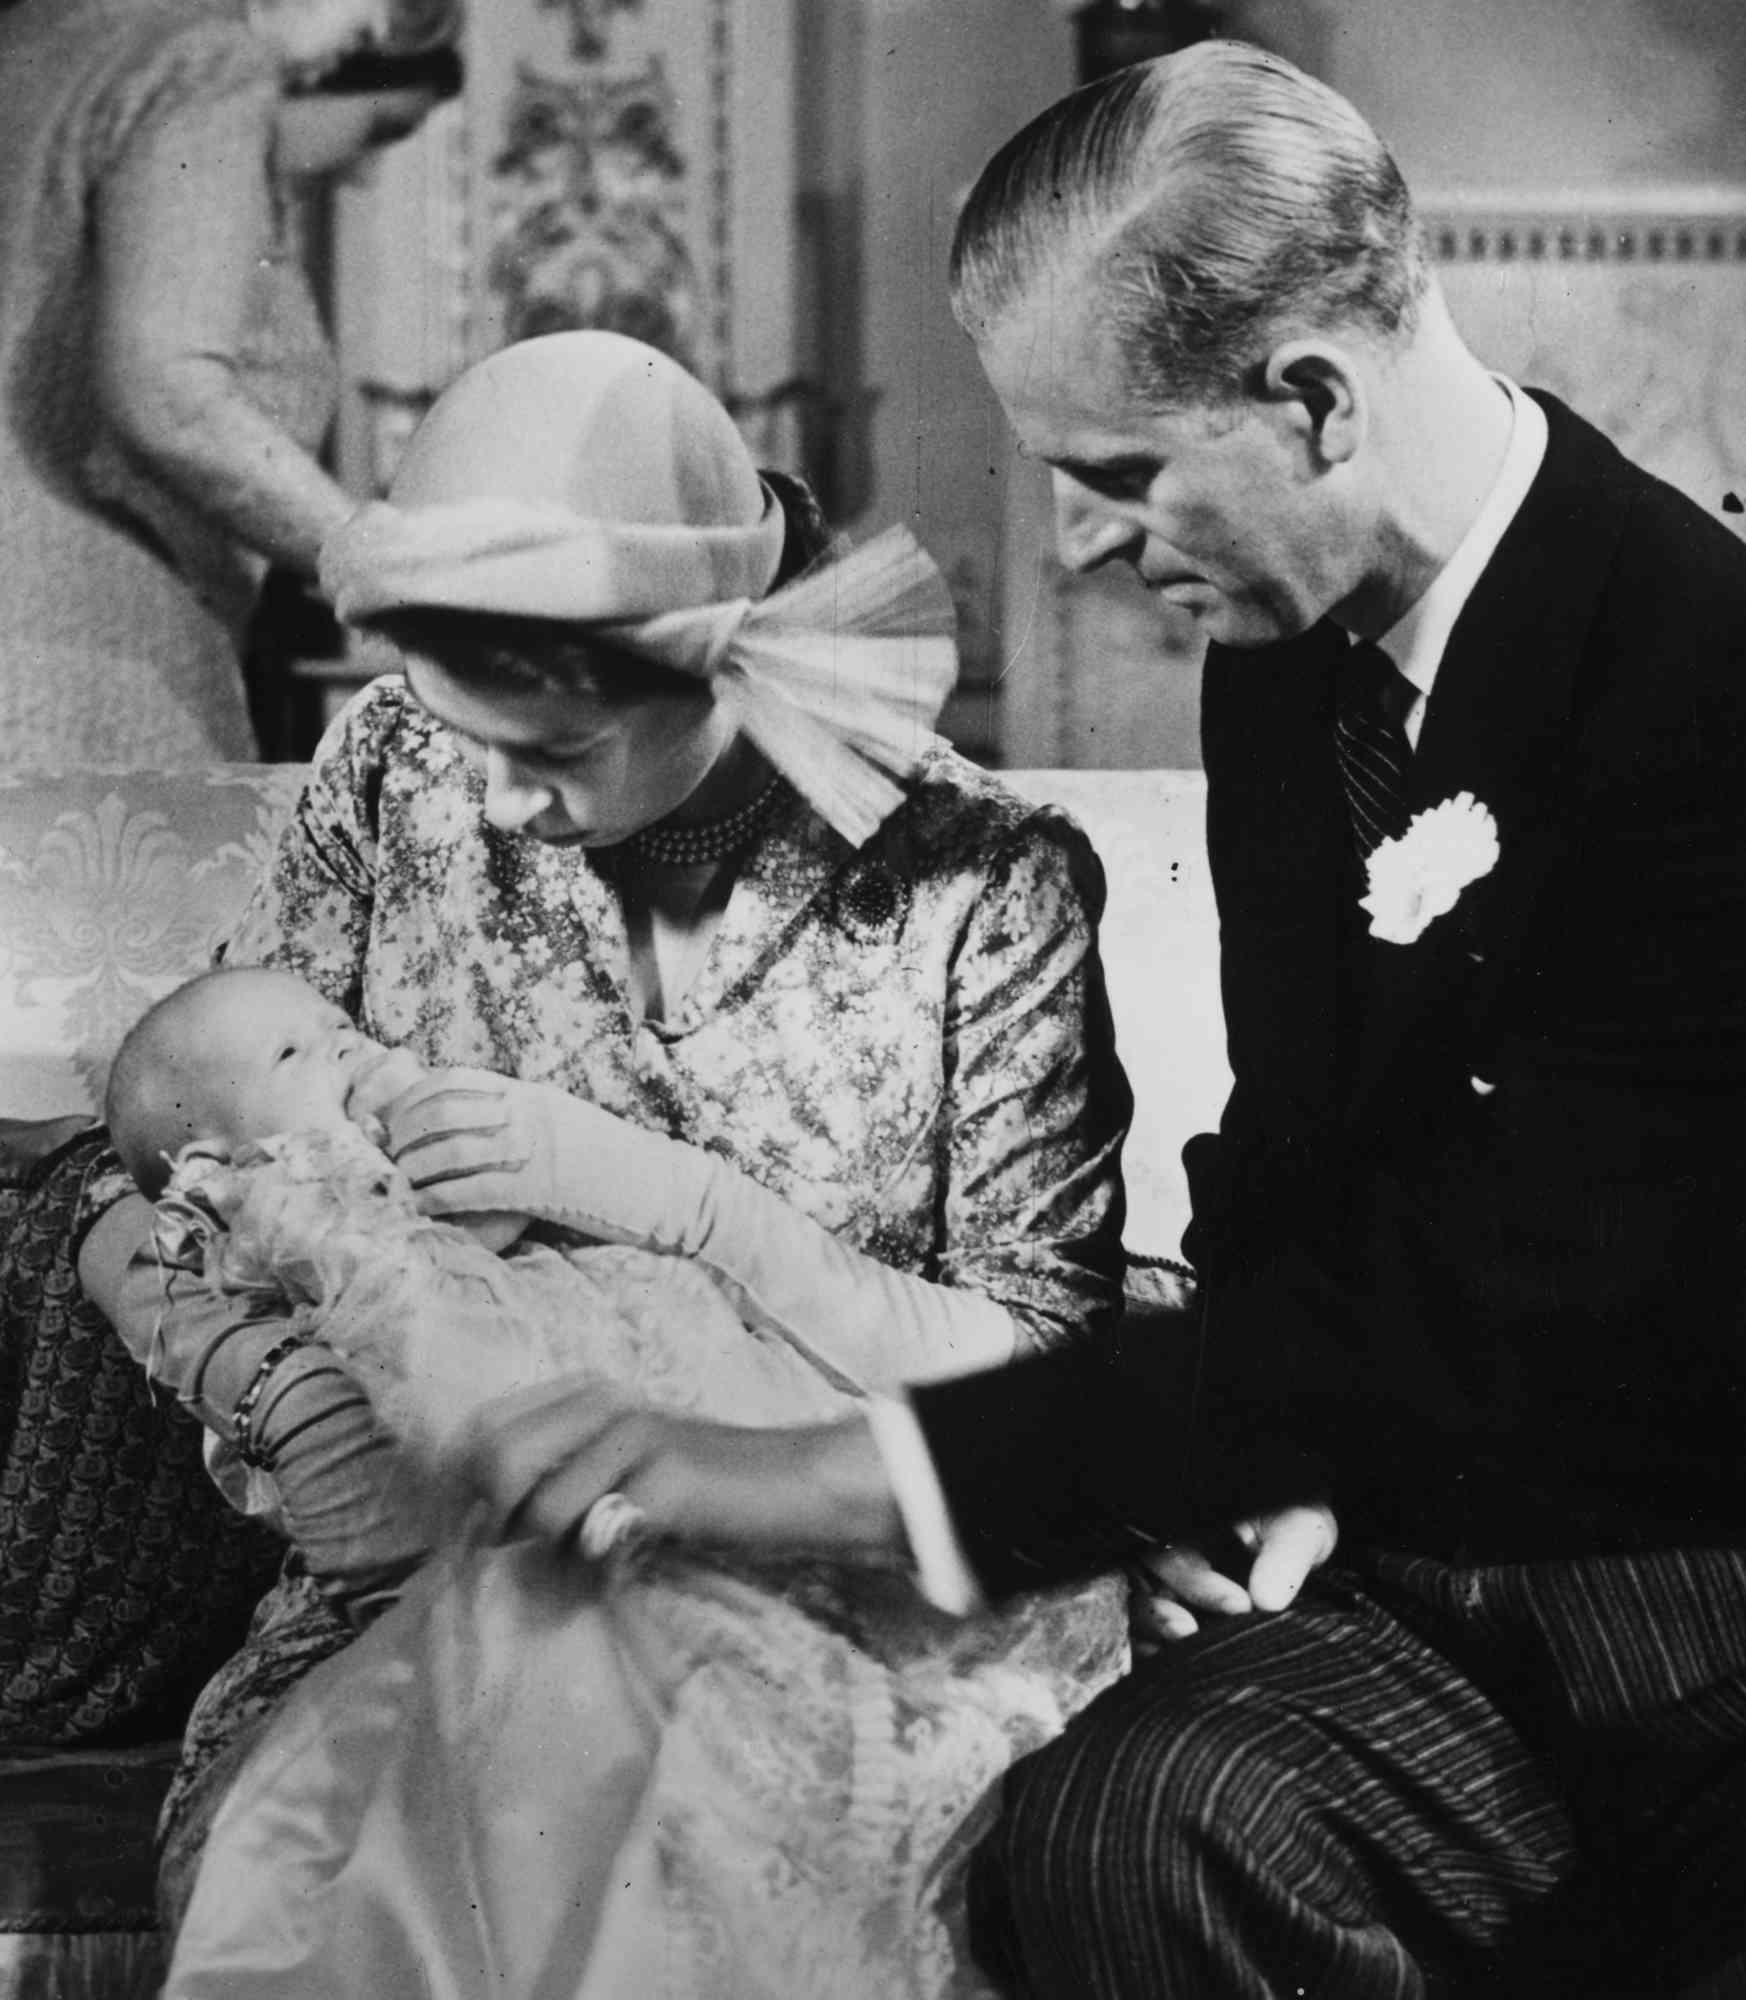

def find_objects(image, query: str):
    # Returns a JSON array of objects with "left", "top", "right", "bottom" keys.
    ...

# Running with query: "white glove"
[{"left": 378, "top": 1069, "right": 1018, "bottom": 1393}]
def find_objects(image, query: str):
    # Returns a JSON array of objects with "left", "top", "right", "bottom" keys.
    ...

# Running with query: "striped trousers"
[{"left": 969, "top": 1548, "right": 1746, "bottom": 1999}]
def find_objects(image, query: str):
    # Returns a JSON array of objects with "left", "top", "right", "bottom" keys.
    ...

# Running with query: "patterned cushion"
[{"left": 0, "top": 1129, "right": 281, "bottom": 1746}]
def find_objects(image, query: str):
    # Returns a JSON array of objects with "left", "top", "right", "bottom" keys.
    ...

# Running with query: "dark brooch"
[{"left": 833, "top": 859, "right": 910, "bottom": 943}]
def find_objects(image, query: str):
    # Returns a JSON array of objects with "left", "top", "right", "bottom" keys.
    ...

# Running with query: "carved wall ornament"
[
  {"left": 489, "top": 55, "right": 701, "bottom": 367},
  {"left": 537, "top": 0, "right": 644, "bottom": 63}
]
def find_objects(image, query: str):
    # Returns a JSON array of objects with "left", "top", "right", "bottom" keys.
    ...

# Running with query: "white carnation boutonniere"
[{"left": 1360, "top": 792, "right": 1500, "bottom": 945}]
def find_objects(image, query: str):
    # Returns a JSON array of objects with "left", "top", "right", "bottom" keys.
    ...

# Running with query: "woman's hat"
[
  {"left": 322, "top": 332, "right": 958, "bottom": 847},
  {"left": 326, "top": 331, "right": 786, "bottom": 622}
]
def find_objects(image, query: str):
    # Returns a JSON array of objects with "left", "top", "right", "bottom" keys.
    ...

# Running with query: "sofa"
[{"left": 0, "top": 759, "right": 1227, "bottom": 1995}]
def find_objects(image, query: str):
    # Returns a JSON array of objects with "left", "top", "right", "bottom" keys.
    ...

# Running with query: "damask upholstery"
[{"left": 0, "top": 766, "right": 307, "bottom": 1124}]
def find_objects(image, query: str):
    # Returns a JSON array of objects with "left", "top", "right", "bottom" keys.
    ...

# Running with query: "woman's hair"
[
  {"left": 368, "top": 607, "right": 693, "bottom": 703},
  {"left": 948, "top": 40, "right": 1427, "bottom": 406},
  {"left": 760, "top": 467, "right": 842, "bottom": 588},
  {"left": 366, "top": 465, "right": 840, "bottom": 702}
]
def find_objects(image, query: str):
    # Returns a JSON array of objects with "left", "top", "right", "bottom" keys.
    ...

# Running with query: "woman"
[
  {"left": 80, "top": 331, "right": 1132, "bottom": 1985},
  {"left": 0, "top": 0, "right": 461, "bottom": 768}
]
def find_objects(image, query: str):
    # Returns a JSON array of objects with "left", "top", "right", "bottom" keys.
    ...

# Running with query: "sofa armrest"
[{"left": 0, "top": 1118, "right": 99, "bottom": 1191}]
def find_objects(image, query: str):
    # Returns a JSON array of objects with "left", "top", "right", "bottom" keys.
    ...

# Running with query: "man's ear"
[{"left": 1260, "top": 340, "right": 1364, "bottom": 467}]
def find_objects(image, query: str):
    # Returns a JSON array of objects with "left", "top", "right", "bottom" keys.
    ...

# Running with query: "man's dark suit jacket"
[{"left": 915, "top": 393, "right": 1746, "bottom": 1598}]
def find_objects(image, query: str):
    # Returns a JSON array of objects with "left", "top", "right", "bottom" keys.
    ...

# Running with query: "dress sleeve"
[
  {"left": 88, "top": 22, "right": 353, "bottom": 573},
  {"left": 935, "top": 807, "right": 1132, "bottom": 1352},
  {"left": 223, "top": 687, "right": 391, "bottom": 1009}
]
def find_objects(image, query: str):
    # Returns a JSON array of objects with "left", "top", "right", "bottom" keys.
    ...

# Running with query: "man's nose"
[
  {"left": 482, "top": 748, "right": 556, "bottom": 831},
  {"left": 1052, "top": 472, "right": 1141, "bottom": 574}
]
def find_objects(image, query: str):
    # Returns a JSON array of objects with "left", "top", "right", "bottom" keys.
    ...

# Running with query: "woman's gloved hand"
[
  {"left": 374, "top": 1069, "right": 657, "bottom": 1240},
  {"left": 376, "top": 1068, "right": 1020, "bottom": 1393}
]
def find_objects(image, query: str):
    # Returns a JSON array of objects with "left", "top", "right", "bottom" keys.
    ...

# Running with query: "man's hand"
[
  {"left": 461, "top": 1382, "right": 907, "bottom": 1561},
  {"left": 1129, "top": 1502, "right": 1337, "bottom": 1648}
]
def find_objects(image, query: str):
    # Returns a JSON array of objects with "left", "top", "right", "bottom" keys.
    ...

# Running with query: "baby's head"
[{"left": 106, "top": 967, "right": 398, "bottom": 1200}]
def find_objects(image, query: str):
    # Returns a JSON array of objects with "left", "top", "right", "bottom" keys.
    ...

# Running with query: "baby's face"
[{"left": 186, "top": 971, "right": 388, "bottom": 1151}]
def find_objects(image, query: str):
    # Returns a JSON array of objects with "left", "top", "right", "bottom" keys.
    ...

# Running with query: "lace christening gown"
[{"left": 162, "top": 1129, "right": 1129, "bottom": 1999}]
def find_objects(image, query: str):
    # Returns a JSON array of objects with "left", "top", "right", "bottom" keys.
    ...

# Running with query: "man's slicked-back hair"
[{"left": 948, "top": 40, "right": 1428, "bottom": 405}]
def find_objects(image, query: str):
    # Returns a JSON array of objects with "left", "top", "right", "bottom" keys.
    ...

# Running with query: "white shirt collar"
[{"left": 1377, "top": 376, "right": 1548, "bottom": 741}]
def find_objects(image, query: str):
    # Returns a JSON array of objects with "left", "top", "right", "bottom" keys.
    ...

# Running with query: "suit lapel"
[{"left": 1343, "top": 393, "right": 1637, "bottom": 1127}]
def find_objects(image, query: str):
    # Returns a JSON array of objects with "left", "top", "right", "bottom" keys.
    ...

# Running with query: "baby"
[
  {"left": 111, "top": 967, "right": 1128, "bottom": 1999},
  {"left": 105, "top": 963, "right": 522, "bottom": 1244},
  {"left": 103, "top": 965, "right": 783, "bottom": 1587}
]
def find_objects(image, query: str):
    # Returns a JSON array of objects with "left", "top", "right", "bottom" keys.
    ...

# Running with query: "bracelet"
[{"left": 230, "top": 1332, "right": 311, "bottom": 1470}]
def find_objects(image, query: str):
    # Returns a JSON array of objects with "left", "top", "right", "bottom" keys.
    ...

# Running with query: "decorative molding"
[
  {"left": 1431, "top": 217, "right": 1746, "bottom": 265},
  {"left": 1425, "top": 188, "right": 1746, "bottom": 538},
  {"left": 1422, "top": 190, "right": 1746, "bottom": 267},
  {"left": 704, "top": 0, "right": 734, "bottom": 384}
]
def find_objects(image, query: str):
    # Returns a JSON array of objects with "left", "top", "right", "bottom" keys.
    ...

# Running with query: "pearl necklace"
[{"left": 625, "top": 778, "right": 785, "bottom": 869}]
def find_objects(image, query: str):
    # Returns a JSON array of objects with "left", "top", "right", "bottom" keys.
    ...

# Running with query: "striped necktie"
[{"left": 1334, "top": 639, "right": 1415, "bottom": 858}]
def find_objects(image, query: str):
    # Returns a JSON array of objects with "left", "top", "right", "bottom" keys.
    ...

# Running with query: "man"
[{"left": 459, "top": 42, "right": 1746, "bottom": 1998}]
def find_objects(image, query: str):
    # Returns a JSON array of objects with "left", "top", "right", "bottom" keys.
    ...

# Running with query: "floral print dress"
[
  {"left": 230, "top": 678, "right": 1128, "bottom": 1328},
  {"left": 158, "top": 676, "right": 1134, "bottom": 1948}
]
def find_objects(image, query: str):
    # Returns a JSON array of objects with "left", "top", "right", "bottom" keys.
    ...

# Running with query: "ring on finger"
[{"left": 575, "top": 1490, "right": 647, "bottom": 1562}]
